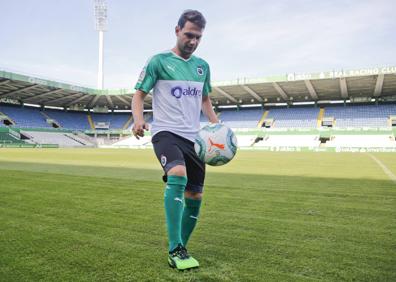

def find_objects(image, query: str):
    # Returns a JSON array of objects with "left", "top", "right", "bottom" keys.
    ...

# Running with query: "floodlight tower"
[{"left": 94, "top": 0, "right": 107, "bottom": 89}]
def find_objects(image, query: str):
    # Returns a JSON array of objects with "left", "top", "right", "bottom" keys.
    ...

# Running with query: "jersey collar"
[{"left": 170, "top": 50, "right": 193, "bottom": 62}]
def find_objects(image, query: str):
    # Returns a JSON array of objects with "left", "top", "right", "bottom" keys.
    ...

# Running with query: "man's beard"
[{"left": 180, "top": 43, "right": 196, "bottom": 57}]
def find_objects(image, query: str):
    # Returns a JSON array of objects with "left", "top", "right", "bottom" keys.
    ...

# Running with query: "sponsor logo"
[
  {"left": 208, "top": 138, "right": 225, "bottom": 151},
  {"left": 137, "top": 68, "right": 146, "bottom": 83},
  {"left": 174, "top": 197, "right": 183, "bottom": 203},
  {"left": 28, "top": 77, "right": 48, "bottom": 86},
  {"left": 190, "top": 215, "right": 198, "bottom": 220},
  {"left": 160, "top": 155, "right": 167, "bottom": 167},
  {"left": 197, "top": 66, "right": 204, "bottom": 75},
  {"left": 171, "top": 86, "right": 202, "bottom": 99},
  {"left": 167, "top": 65, "right": 175, "bottom": 71}
]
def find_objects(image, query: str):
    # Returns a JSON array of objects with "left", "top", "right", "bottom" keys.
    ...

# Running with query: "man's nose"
[{"left": 190, "top": 38, "right": 198, "bottom": 45}]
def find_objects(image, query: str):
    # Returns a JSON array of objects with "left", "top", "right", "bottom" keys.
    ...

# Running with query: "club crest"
[
  {"left": 160, "top": 155, "right": 167, "bottom": 167},
  {"left": 197, "top": 66, "right": 204, "bottom": 76}
]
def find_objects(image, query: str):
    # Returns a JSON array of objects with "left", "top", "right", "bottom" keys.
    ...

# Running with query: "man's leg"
[
  {"left": 152, "top": 131, "right": 199, "bottom": 270},
  {"left": 182, "top": 191, "right": 202, "bottom": 247},
  {"left": 166, "top": 166, "right": 199, "bottom": 269},
  {"left": 181, "top": 141, "right": 206, "bottom": 247},
  {"left": 165, "top": 165, "right": 187, "bottom": 252}
]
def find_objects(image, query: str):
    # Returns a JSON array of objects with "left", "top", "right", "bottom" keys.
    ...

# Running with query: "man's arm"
[
  {"left": 202, "top": 95, "right": 219, "bottom": 123},
  {"left": 132, "top": 90, "right": 149, "bottom": 139}
]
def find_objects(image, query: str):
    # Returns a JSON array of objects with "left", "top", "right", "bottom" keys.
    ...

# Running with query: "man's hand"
[
  {"left": 132, "top": 120, "right": 149, "bottom": 139},
  {"left": 131, "top": 90, "right": 149, "bottom": 139}
]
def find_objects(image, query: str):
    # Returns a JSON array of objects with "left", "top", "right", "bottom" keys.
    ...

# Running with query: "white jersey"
[{"left": 135, "top": 51, "right": 211, "bottom": 142}]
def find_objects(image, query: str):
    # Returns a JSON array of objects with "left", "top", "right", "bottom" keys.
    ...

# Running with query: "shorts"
[{"left": 151, "top": 131, "right": 205, "bottom": 193}]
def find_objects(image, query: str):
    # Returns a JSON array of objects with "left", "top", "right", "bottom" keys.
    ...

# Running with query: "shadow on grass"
[{"left": 0, "top": 160, "right": 395, "bottom": 191}]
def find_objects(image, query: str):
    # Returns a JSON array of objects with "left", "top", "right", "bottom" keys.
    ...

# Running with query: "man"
[{"left": 132, "top": 10, "right": 219, "bottom": 270}]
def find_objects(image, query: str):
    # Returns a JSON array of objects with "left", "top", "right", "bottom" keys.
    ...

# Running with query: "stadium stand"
[
  {"left": 219, "top": 108, "right": 263, "bottom": 128},
  {"left": 24, "top": 131, "right": 94, "bottom": 147},
  {"left": 324, "top": 104, "right": 396, "bottom": 128},
  {"left": 0, "top": 104, "right": 51, "bottom": 128},
  {"left": 255, "top": 135, "right": 320, "bottom": 147},
  {"left": 111, "top": 135, "right": 152, "bottom": 148},
  {"left": 236, "top": 135, "right": 257, "bottom": 147},
  {"left": 2, "top": 103, "right": 396, "bottom": 149},
  {"left": 325, "top": 135, "right": 396, "bottom": 148},
  {"left": 1, "top": 66, "right": 396, "bottom": 150},
  {"left": 91, "top": 113, "right": 131, "bottom": 129},
  {"left": 0, "top": 131, "right": 25, "bottom": 145},
  {"left": 266, "top": 107, "right": 319, "bottom": 128},
  {"left": 44, "top": 109, "right": 90, "bottom": 130}
]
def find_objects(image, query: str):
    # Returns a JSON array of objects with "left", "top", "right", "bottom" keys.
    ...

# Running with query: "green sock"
[
  {"left": 181, "top": 197, "right": 202, "bottom": 247},
  {"left": 164, "top": 175, "right": 187, "bottom": 252}
]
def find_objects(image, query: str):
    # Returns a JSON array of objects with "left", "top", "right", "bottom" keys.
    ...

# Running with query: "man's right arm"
[{"left": 132, "top": 90, "right": 149, "bottom": 139}]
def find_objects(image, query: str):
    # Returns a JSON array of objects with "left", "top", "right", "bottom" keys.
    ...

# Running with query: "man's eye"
[{"left": 185, "top": 33, "right": 200, "bottom": 40}]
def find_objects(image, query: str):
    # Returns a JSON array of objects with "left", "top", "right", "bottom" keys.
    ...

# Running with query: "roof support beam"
[
  {"left": 63, "top": 94, "right": 90, "bottom": 107},
  {"left": 88, "top": 95, "right": 101, "bottom": 108},
  {"left": 114, "top": 95, "right": 131, "bottom": 106},
  {"left": 45, "top": 92, "right": 82, "bottom": 104},
  {"left": 126, "top": 94, "right": 151, "bottom": 108},
  {"left": 272, "top": 82, "right": 289, "bottom": 100},
  {"left": 105, "top": 95, "right": 114, "bottom": 109},
  {"left": 339, "top": 78, "right": 348, "bottom": 99},
  {"left": 304, "top": 80, "right": 319, "bottom": 100},
  {"left": 214, "top": 87, "right": 238, "bottom": 103},
  {"left": 241, "top": 85, "right": 263, "bottom": 102},
  {"left": 0, "top": 79, "right": 10, "bottom": 86},
  {"left": 23, "top": 89, "right": 64, "bottom": 102},
  {"left": 0, "top": 84, "right": 38, "bottom": 98},
  {"left": 123, "top": 95, "right": 132, "bottom": 102},
  {"left": 373, "top": 74, "right": 384, "bottom": 97}
]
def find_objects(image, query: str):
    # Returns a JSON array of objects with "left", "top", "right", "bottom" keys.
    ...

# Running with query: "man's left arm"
[{"left": 202, "top": 95, "right": 219, "bottom": 124}]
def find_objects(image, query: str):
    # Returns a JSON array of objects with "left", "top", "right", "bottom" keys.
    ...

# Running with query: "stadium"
[
  {"left": 2, "top": 66, "right": 396, "bottom": 151},
  {"left": 1, "top": 1, "right": 396, "bottom": 281}
]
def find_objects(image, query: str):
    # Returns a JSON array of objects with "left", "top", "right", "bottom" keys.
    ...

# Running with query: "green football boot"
[{"left": 168, "top": 244, "right": 199, "bottom": 270}]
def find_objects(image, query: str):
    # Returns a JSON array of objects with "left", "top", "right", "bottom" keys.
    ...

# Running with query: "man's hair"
[{"left": 177, "top": 10, "right": 206, "bottom": 29}]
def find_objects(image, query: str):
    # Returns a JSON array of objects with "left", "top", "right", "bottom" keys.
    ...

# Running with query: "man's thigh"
[
  {"left": 152, "top": 131, "right": 185, "bottom": 173},
  {"left": 182, "top": 139, "right": 206, "bottom": 193},
  {"left": 152, "top": 131, "right": 205, "bottom": 193}
]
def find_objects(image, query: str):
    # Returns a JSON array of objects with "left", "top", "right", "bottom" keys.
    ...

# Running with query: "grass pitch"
[{"left": 0, "top": 149, "right": 395, "bottom": 281}]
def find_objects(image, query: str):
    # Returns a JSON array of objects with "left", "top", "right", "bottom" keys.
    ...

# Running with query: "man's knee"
[
  {"left": 185, "top": 191, "right": 202, "bottom": 200},
  {"left": 167, "top": 165, "right": 186, "bottom": 177}
]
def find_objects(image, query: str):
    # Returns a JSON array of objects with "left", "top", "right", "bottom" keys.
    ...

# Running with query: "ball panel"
[
  {"left": 226, "top": 127, "right": 238, "bottom": 156},
  {"left": 207, "top": 155, "right": 230, "bottom": 166},
  {"left": 204, "top": 123, "right": 223, "bottom": 133},
  {"left": 194, "top": 136, "right": 206, "bottom": 161},
  {"left": 194, "top": 123, "right": 237, "bottom": 167}
]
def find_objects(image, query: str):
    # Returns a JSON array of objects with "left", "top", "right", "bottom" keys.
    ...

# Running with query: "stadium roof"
[{"left": 0, "top": 66, "right": 395, "bottom": 111}]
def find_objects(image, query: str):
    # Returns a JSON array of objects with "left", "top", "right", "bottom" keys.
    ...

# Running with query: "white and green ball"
[{"left": 194, "top": 123, "right": 237, "bottom": 166}]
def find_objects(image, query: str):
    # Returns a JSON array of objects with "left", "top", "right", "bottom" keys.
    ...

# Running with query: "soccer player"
[{"left": 131, "top": 10, "right": 219, "bottom": 270}]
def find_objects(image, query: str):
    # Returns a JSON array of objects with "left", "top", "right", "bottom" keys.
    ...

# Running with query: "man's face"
[{"left": 175, "top": 21, "right": 203, "bottom": 58}]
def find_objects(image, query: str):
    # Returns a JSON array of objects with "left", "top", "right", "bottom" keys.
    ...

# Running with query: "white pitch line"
[{"left": 368, "top": 154, "right": 396, "bottom": 184}]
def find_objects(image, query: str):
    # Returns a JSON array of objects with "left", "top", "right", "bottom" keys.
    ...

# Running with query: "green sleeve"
[
  {"left": 134, "top": 56, "right": 158, "bottom": 93},
  {"left": 202, "top": 63, "right": 212, "bottom": 96}
]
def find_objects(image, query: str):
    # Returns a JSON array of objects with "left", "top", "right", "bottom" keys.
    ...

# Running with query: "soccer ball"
[{"left": 194, "top": 123, "right": 237, "bottom": 166}]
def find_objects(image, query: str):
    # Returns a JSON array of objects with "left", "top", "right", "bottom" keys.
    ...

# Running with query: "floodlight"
[{"left": 94, "top": 0, "right": 107, "bottom": 89}]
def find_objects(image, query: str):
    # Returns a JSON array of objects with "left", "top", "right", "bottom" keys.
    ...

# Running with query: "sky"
[{"left": 1, "top": 0, "right": 395, "bottom": 89}]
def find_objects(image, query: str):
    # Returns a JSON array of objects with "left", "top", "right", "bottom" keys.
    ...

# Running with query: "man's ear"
[{"left": 175, "top": 25, "right": 180, "bottom": 36}]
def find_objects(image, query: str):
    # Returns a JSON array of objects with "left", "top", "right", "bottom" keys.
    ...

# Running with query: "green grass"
[{"left": 0, "top": 149, "right": 395, "bottom": 281}]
